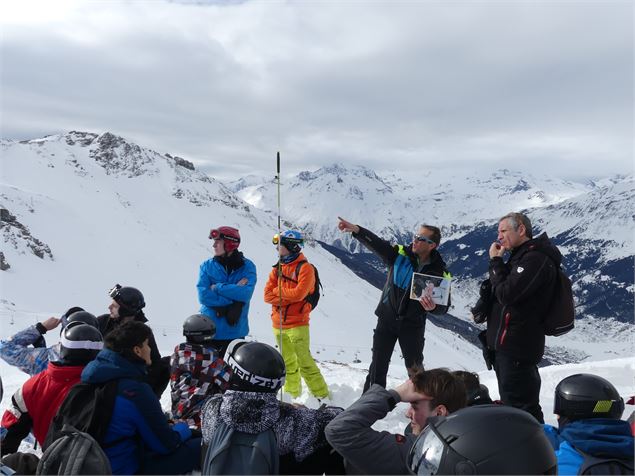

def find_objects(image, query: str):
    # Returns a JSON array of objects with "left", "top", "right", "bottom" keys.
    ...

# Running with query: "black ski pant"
[
  {"left": 363, "top": 318, "right": 425, "bottom": 393},
  {"left": 494, "top": 351, "right": 544, "bottom": 423}
]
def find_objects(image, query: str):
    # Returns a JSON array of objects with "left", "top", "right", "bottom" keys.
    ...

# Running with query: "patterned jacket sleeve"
[
  {"left": 0, "top": 326, "right": 57, "bottom": 376},
  {"left": 206, "top": 357, "right": 232, "bottom": 393}
]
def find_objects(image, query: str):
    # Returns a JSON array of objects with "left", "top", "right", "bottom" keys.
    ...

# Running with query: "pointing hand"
[{"left": 337, "top": 216, "right": 359, "bottom": 234}]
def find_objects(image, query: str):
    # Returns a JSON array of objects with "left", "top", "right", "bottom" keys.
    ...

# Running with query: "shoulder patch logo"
[{"left": 516, "top": 266, "right": 524, "bottom": 273}]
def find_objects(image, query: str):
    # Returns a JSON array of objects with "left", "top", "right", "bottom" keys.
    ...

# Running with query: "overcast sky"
[{"left": 1, "top": 1, "right": 632, "bottom": 180}]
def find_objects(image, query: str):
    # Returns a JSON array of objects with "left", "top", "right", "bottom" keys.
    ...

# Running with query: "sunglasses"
[{"left": 414, "top": 234, "right": 436, "bottom": 245}]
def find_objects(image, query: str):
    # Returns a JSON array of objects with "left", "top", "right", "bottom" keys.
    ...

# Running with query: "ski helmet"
[
  {"left": 209, "top": 226, "right": 241, "bottom": 253},
  {"left": 273, "top": 230, "right": 304, "bottom": 253},
  {"left": 109, "top": 284, "right": 145, "bottom": 318},
  {"left": 407, "top": 405, "right": 557, "bottom": 475},
  {"left": 183, "top": 314, "right": 216, "bottom": 345},
  {"left": 59, "top": 323, "right": 104, "bottom": 365},
  {"left": 64, "top": 311, "right": 99, "bottom": 330},
  {"left": 554, "top": 373, "right": 624, "bottom": 421},
  {"left": 225, "top": 340, "right": 285, "bottom": 393}
]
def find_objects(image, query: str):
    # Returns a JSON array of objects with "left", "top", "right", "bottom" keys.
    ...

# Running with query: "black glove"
[
  {"left": 225, "top": 301, "right": 244, "bottom": 326},
  {"left": 477, "top": 330, "right": 495, "bottom": 371},
  {"left": 471, "top": 279, "right": 493, "bottom": 324}
]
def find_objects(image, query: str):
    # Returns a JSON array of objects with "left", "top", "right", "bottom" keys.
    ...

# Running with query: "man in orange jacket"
[{"left": 264, "top": 230, "right": 329, "bottom": 399}]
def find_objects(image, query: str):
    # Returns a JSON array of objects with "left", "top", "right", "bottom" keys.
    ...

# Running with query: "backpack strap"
[{"left": 577, "top": 449, "right": 634, "bottom": 475}]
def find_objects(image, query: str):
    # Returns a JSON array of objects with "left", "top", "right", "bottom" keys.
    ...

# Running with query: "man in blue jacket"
[
  {"left": 82, "top": 321, "right": 200, "bottom": 475},
  {"left": 544, "top": 373, "right": 634, "bottom": 475},
  {"left": 197, "top": 226, "right": 257, "bottom": 357}
]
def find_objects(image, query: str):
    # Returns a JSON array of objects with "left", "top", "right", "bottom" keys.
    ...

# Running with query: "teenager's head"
[
  {"left": 225, "top": 339, "right": 285, "bottom": 393},
  {"left": 209, "top": 226, "right": 241, "bottom": 256},
  {"left": 59, "top": 323, "right": 103, "bottom": 366},
  {"left": 183, "top": 313, "right": 216, "bottom": 345},
  {"left": 407, "top": 368, "right": 467, "bottom": 434},
  {"left": 104, "top": 320, "right": 154, "bottom": 365},
  {"left": 554, "top": 373, "right": 625, "bottom": 427},
  {"left": 452, "top": 370, "right": 493, "bottom": 406},
  {"left": 108, "top": 284, "right": 145, "bottom": 319}
]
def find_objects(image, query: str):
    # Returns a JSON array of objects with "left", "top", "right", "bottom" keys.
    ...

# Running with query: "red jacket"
[
  {"left": 1, "top": 362, "right": 83, "bottom": 451},
  {"left": 264, "top": 253, "right": 315, "bottom": 329}
]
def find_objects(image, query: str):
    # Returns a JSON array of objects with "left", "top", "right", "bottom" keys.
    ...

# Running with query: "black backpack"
[
  {"left": 543, "top": 264, "right": 575, "bottom": 336},
  {"left": 36, "top": 424, "right": 112, "bottom": 475},
  {"left": 578, "top": 451, "right": 634, "bottom": 475},
  {"left": 281, "top": 260, "right": 323, "bottom": 310},
  {"left": 44, "top": 381, "right": 119, "bottom": 450}
]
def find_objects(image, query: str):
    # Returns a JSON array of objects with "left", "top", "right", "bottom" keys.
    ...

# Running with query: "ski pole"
[{"left": 276, "top": 151, "right": 284, "bottom": 401}]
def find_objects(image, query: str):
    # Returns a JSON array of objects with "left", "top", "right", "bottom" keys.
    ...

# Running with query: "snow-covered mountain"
[
  {"left": 1, "top": 132, "right": 632, "bottom": 370},
  {"left": 230, "top": 163, "right": 592, "bottom": 251},
  {"left": 231, "top": 163, "right": 634, "bottom": 359},
  {"left": 0, "top": 131, "right": 482, "bottom": 371}
]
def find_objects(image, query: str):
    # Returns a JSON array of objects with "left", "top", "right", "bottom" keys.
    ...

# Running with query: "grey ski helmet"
[
  {"left": 407, "top": 405, "right": 557, "bottom": 475},
  {"left": 225, "top": 340, "right": 285, "bottom": 393},
  {"left": 183, "top": 314, "right": 216, "bottom": 345}
]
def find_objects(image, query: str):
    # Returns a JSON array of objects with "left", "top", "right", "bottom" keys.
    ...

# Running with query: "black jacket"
[
  {"left": 486, "top": 233, "right": 560, "bottom": 364},
  {"left": 353, "top": 226, "right": 450, "bottom": 327}
]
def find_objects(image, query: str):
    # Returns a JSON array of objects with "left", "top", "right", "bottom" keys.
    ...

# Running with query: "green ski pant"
[{"left": 272, "top": 325, "right": 329, "bottom": 398}]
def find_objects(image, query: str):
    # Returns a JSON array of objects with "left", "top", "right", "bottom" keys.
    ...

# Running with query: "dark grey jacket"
[{"left": 325, "top": 384, "right": 415, "bottom": 475}]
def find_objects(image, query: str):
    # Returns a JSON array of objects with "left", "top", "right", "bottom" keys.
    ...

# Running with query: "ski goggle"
[
  {"left": 109, "top": 283, "right": 122, "bottom": 299},
  {"left": 209, "top": 229, "right": 240, "bottom": 243},
  {"left": 414, "top": 234, "right": 436, "bottom": 245},
  {"left": 407, "top": 423, "right": 446, "bottom": 475},
  {"left": 272, "top": 233, "right": 303, "bottom": 246}
]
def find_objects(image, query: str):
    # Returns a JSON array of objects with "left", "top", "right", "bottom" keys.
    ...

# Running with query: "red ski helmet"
[{"left": 209, "top": 226, "right": 241, "bottom": 253}]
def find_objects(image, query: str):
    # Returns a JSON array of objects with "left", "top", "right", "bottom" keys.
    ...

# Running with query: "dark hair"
[
  {"left": 104, "top": 321, "right": 153, "bottom": 363},
  {"left": 421, "top": 225, "right": 441, "bottom": 246},
  {"left": 411, "top": 367, "right": 467, "bottom": 413},
  {"left": 452, "top": 371, "right": 480, "bottom": 395},
  {"left": 499, "top": 212, "right": 533, "bottom": 239}
]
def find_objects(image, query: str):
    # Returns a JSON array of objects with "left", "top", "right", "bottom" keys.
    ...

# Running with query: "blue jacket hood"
[
  {"left": 81, "top": 348, "right": 146, "bottom": 384},
  {"left": 560, "top": 419, "right": 634, "bottom": 459}
]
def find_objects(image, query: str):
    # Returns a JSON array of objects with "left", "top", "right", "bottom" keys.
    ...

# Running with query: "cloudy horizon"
[{"left": 1, "top": 0, "right": 632, "bottom": 180}]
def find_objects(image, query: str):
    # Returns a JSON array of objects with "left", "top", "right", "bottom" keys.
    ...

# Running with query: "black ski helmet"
[
  {"left": 65, "top": 311, "right": 99, "bottom": 330},
  {"left": 183, "top": 314, "right": 216, "bottom": 345},
  {"left": 554, "top": 373, "right": 625, "bottom": 421},
  {"left": 59, "top": 323, "right": 104, "bottom": 365},
  {"left": 407, "top": 405, "right": 557, "bottom": 475},
  {"left": 109, "top": 284, "right": 145, "bottom": 317},
  {"left": 225, "top": 340, "right": 285, "bottom": 393}
]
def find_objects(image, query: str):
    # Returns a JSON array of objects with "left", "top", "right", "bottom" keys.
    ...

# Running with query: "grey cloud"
[{"left": 1, "top": 1, "right": 632, "bottom": 181}]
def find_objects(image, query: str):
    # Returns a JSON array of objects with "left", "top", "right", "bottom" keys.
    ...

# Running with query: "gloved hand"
[{"left": 172, "top": 421, "right": 192, "bottom": 441}]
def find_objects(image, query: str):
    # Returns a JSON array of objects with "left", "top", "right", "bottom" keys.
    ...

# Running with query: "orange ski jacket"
[{"left": 264, "top": 253, "right": 316, "bottom": 329}]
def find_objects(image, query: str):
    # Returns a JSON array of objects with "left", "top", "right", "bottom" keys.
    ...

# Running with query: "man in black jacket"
[
  {"left": 97, "top": 284, "right": 170, "bottom": 397},
  {"left": 487, "top": 212, "right": 560, "bottom": 423},
  {"left": 338, "top": 217, "right": 450, "bottom": 392}
]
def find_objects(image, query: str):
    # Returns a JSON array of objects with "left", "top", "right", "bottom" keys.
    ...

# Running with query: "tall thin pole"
[{"left": 276, "top": 152, "right": 284, "bottom": 400}]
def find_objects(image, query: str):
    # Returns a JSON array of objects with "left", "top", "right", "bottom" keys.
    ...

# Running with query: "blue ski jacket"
[
  {"left": 0, "top": 325, "right": 60, "bottom": 376},
  {"left": 197, "top": 253, "right": 257, "bottom": 340},
  {"left": 82, "top": 349, "right": 192, "bottom": 475},
  {"left": 544, "top": 419, "right": 634, "bottom": 475}
]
